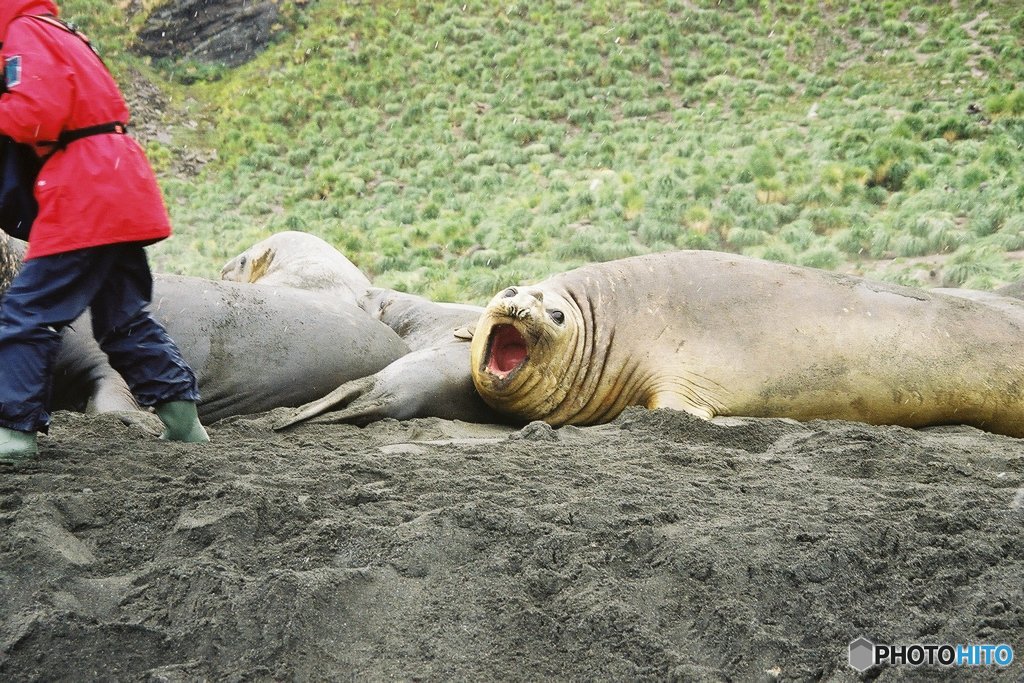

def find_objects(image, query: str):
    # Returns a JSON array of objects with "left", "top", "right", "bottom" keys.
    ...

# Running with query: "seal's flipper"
[
  {"left": 85, "top": 374, "right": 140, "bottom": 414},
  {"left": 306, "top": 393, "right": 400, "bottom": 427},
  {"left": 453, "top": 324, "right": 475, "bottom": 341},
  {"left": 273, "top": 376, "right": 375, "bottom": 430},
  {"left": 285, "top": 373, "right": 415, "bottom": 428},
  {"left": 109, "top": 409, "right": 164, "bottom": 436}
]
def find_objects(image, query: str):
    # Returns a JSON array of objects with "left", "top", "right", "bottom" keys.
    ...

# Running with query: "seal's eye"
[
  {"left": 502, "top": 287, "right": 518, "bottom": 298},
  {"left": 549, "top": 309, "right": 565, "bottom": 325},
  {"left": 239, "top": 256, "right": 247, "bottom": 268}
]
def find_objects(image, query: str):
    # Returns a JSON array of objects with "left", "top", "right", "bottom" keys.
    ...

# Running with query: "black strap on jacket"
[
  {"left": 38, "top": 121, "right": 128, "bottom": 161},
  {"left": 57, "top": 121, "right": 128, "bottom": 147}
]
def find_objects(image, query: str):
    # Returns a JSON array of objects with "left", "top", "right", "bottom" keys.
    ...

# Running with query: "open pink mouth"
[{"left": 486, "top": 324, "right": 528, "bottom": 379}]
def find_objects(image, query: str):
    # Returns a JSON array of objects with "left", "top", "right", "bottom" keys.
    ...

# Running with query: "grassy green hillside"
[{"left": 65, "top": 0, "right": 1024, "bottom": 301}]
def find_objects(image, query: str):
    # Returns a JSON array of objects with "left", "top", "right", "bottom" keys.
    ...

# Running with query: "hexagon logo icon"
[{"left": 849, "top": 636, "right": 875, "bottom": 672}]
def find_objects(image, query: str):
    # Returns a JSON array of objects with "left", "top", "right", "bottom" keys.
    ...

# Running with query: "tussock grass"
[{"left": 60, "top": 0, "right": 1024, "bottom": 301}]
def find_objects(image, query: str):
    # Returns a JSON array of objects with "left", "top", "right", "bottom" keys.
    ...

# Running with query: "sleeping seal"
[
  {"left": 219, "top": 235, "right": 501, "bottom": 426},
  {"left": 219, "top": 231, "right": 371, "bottom": 306},
  {"left": 149, "top": 275, "right": 408, "bottom": 423}
]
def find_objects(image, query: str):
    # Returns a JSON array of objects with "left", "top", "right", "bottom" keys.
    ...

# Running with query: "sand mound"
[{"left": 1, "top": 409, "right": 1021, "bottom": 680}]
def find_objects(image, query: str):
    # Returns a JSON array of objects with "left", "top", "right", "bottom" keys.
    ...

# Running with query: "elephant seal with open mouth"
[{"left": 470, "top": 250, "right": 1024, "bottom": 437}]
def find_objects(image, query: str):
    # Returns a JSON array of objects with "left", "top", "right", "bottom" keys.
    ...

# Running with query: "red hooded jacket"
[{"left": 0, "top": 0, "right": 171, "bottom": 259}]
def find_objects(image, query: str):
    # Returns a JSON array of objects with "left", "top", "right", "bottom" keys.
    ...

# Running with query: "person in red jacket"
[{"left": 0, "top": 0, "right": 208, "bottom": 463}]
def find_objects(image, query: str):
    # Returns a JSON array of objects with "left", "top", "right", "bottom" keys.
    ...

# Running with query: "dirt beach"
[{"left": 0, "top": 408, "right": 1021, "bottom": 681}]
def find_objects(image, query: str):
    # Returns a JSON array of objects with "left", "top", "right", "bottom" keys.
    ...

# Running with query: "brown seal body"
[{"left": 470, "top": 251, "right": 1024, "bottom": 437}]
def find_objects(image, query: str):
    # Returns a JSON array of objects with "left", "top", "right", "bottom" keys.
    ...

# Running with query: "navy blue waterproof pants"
[{"left": 0, "top": 243, "right": 199, "bottom": 432}]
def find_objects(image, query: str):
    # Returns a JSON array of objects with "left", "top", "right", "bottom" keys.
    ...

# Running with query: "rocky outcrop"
[{"left": 135, "top": 0, "right": 281, "bottom": 67}]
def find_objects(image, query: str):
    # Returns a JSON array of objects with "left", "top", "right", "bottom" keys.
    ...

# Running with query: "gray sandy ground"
[{"left": 0, "top": 408, "right": 1021, "bottom": 681}]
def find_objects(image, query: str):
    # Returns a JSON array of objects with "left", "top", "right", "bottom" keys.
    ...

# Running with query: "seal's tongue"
[{"left": 487, "top": 324, "right": 528, "bottom": 377}]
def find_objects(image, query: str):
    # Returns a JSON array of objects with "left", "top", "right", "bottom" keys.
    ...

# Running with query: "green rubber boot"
[
  {"left": 155, "top": 401, "right": 210, "bottom": 443},
  {"left": 0, "top": 427, "right": 38, "bottom": 465}
]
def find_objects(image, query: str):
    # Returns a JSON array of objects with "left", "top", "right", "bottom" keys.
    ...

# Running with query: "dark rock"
[{"left": 135, "top": 0, "right": 281, "bottom": 67}]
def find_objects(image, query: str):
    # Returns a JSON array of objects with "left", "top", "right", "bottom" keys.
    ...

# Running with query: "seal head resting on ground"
[
  {"left": 470, "top": 250, "right": 1024, "bottom": 437},
  {"left": 219, "top": 231, "right": 371, "bottom": 307}
]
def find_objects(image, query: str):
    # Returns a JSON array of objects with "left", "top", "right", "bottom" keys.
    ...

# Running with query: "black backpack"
[{"left": 0, "top": 135, "right": 40, "bottom": 240}]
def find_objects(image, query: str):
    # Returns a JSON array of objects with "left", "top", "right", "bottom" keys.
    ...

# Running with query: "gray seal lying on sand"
[
  {"left": 275, "top": 288, "right": 503, "bottom": 428},
  {"left": 1, "top": 234, "right": 409, "bottom": 424},
  {"left": 149, "top": 275, "right": 408, "bottom": 423},
  {"left": 219, "top": 233, "right": 503, "bottom": 426},
  {"left": 470, "top": 250, "right": 1024, "bottom": 437}
]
